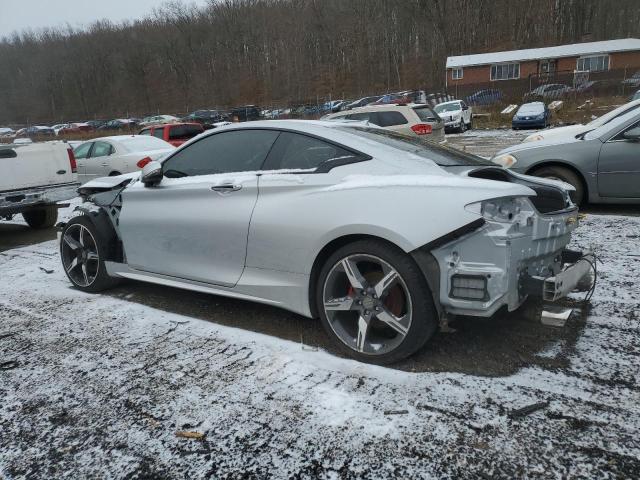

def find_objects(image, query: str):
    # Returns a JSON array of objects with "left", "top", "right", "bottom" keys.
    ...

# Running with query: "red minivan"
[{"left": 138, "top": 122, "right": 204, "bottom": 147}]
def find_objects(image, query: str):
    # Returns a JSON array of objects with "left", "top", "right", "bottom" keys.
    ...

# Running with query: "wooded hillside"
[{"left": 1, "top": 0, "right": 639, "bottom": 123}]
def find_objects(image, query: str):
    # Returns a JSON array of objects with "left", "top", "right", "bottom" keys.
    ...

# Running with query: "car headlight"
[
  {"left": 491, "top": 153, "right": 517, "bottom": 168},
  {"left": 465, "top": 196, "right": 534, "bottom": 223},
  {"left": 523, "top": 134, "right": 544, "bottom": 143}
]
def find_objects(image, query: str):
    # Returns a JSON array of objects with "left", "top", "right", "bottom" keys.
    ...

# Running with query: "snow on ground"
[{"left": 0, "top": 202, "right": 639, "bottom": 478}]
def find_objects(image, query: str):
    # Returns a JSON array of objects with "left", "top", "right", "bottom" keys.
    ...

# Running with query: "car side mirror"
[
  {"left": 622, "top": 127, "right": 640, "bottom": 142},
  {"left": 462, "top": 105, "right": 468, "bottom": 111},
  {"left": 142, "top": 160, "right": 163, "bottom": 187}
]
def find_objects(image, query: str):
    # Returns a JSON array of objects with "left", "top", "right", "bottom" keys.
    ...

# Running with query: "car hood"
[
  {"left": 523, "top": 124, "right": 586, "bottom": 142},
  {"left": 493, "top": 133, "right": 584, "bottom": 157},
  {"left": 438, "top": 109, "right": 461, "bottom": 116}
]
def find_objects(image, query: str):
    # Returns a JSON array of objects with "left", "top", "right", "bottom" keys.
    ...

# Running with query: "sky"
[{"left": 0, "top": 0, "right": 209, "bottom": 38}]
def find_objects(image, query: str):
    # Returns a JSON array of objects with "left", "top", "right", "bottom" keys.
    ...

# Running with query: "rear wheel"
[
  {"left": 22, "top": 206, "right": 57, "bottom": 229},
  {"left": 316, "top": 239, "right": 438, "bottom": 364},
  {"left": 531, "top": 165, "right": 585, "bottom": 206},
  {"left": 60, "top": 215, "right": 120, "bottom": 292}
]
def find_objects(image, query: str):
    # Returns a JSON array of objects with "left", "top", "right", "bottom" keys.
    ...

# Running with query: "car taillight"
[
  {"left": 67, "top": 148, "right": 77, "bottom": 173},
  {"left": 411, "top": 124, "right": 433, "bottom": 135},
  {"left": 137, "top": 157, "right": 152, "bottom": 169}
]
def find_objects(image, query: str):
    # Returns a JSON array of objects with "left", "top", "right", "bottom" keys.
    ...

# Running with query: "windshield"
[
  {"left": 517, "top": 103, "right": 544, "bottom": 114},
  {"left": 434, "top": 103, "right": 461, "bottom": 113},
  {"left": 584, "top": 107, "right": 640, "bottom": 141},
  {"left": 337, "top": 126, "right": 492, "bottom": 167},
  {"left": 119, "top": 136, "right": 171, "bottom": 152},
  {"left": 587, "top": 101, "right": 640, "bottom": 127}
]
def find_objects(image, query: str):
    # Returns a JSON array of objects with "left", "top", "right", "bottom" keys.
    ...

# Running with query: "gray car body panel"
[{"left": 76, "top": 120, "right": 581, "bottom": 318}]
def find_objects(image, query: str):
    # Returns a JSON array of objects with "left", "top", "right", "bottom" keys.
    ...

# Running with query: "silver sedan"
[{"left": 59, "top": 120, "right": 589, "bottom": 363}]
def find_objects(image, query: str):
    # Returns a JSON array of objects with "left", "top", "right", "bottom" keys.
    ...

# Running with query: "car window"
[
  {"left": 162, "top": 129, "right": 279, "bottom": 177},
  {"left": 263, "top": 132, "right": 358, "bottom": 171},
  {"left": 610, "top": 119, "right": 640, "bottom": 141},
  {"left": 74, "top": 142, "right": 92, "bottom": 159},
  {"left": 168, "top": 124, "right": 203, "bottom": 140},
  {"left": 139, "top": 129, "right": 152, "bottom": 136},
  {"left": 346, "top": 112, "right": 372, "bottom": 122},
  {"left": 91, "top": 142, "right": 113, "bottom": 158},
  {"left": 153, "top": 129, "right": 165, "bottom": 139},
  {"left": 413, "top": 106, "right": 440, "bottom": 122},
  {"left": 375, "top": 111, "right": 408, "bottom": 127},
  {"left": 338, "top": 126, "right": 492, "bottom": 167}
]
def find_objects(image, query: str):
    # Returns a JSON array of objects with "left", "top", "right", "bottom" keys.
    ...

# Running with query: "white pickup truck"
[{"left": 0, "top": 141, "right": 79, "bottom": 229}]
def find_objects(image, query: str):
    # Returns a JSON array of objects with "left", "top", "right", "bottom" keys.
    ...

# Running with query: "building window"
[
  {"left": 451, "top": 67, "right": 463, "bottom": 80},
  {"left": 576, "top": 55, "right": 609, "bottom": 72},
  {"left": 490, "top": 63, "right": 520, "bottom": 81}
]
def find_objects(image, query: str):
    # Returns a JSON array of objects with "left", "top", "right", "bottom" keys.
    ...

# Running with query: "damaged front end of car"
[{"left": 417, "top": 167, "right": 594, "bottom": 319}]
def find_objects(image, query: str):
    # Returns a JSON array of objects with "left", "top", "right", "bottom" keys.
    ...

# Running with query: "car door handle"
[
  {"left": 101, "top": 162, "right": 109, "bottom": 167},
  {"left": 211, "top": 183, "right": 242, "bottom": 193}
]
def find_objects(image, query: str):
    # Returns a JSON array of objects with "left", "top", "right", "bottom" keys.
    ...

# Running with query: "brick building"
[{"left": 445, "top": 38, "right": 640, "bottom": 88}]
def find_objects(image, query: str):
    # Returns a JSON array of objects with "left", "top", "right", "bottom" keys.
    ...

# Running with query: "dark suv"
[{"left": 230, "top": 105, "right": 262, "bottom": 122}]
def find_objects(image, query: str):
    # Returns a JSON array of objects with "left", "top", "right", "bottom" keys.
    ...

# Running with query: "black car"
[
  {"left": 86, "top": 119, "right": 107, "bottom": 129},
  {"left": 182, "top": 110, "right": 225, "bottom": 127},
  {"left": 230, "top": 105, "right": 262, "bottom": 122},
  {"left": 98, "top": 119, "right": 137, "bottom": 131}
]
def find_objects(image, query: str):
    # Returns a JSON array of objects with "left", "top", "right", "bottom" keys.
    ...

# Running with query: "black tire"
[
  {"left": 22, "top": 205, "right": 58, "bottom": 229},
  {"left": 531, "top": 165, "right": 585, "bottom": 206},
  {"left": 316, "top": 239, "right": 438, "bottom": 364},
  {"left": 59, "top": 215, "right": 120, "bottom": 292},
  {"left": 458, "top": 118, "right": 466, "bottom": 133}
]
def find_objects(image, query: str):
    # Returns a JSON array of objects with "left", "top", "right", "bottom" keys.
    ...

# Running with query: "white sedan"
[
  {"left": 139, "top": 115, "right": 179, "bottom": 126},
  {"left": 73, "top": 135, "right": 175, "bottom": 184}
]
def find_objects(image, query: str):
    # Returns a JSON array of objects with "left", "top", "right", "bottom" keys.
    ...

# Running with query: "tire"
[
  {"left": 59, "top": 215, "right": 120, "bottom": 292},
  {"left": 458, "top": 118, "right": 466, "bottom": 133},
  {"left": 316, "top": 239, "right": 438, "bottom": 364},
  {"left": 531, "top": 165, "right": 585, "bottom": 206},
  {"left": 22, "top": 205, "right": 58, "bottom": 229}
]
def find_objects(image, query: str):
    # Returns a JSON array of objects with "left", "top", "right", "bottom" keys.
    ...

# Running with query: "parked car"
[
  {"left": 59, "top": 120, "right": 587, "bottom": 364},
  {"left": 492, "top": 107, "right": 640, "bottom": 205},
  {"left": 323, "top": 104, "right": 445, "bottom": 142},
  {"left": 522, "top": 99, "right": 640, "bottom": 143},
  {"left": 139, "top": 122, "right": 204, "bottom": 147},
  {"left": 512, "top": 102, "right": 551, "bottom": 130},
  {"left": 98, "top": 119, "right": 137, "bottom": 131},
  {"left": 73, "top": 135, "right": 175, "bottom": 183},
  {"left": 15, "top": 126, "right": 55, "bottom": 138},
  {"left": 321, "top": 100, "right": 346, "bottom": 113},
  {"left": 86, "top": 120, "right": 108, "bottom": 130},
  {"left": 465, "top": 89, "right": 503, "bottom": 106},
  {"left": 139, "top": 115, "right": 179, "bottom": 127},
  {"left": 182, "top": 110, "right": 225, "bottom": 128},
  {"left": 622, "top": 71, "right": 640, "bottom": 87},
  {"left": 345, "top": 96, "right": 383, "bottom": 110},
  {"left": 0, "top": 127, "right": 14, "bottom": 137},
  {"left": 1, "top": 140, "right": 78, "bottom": 229},
  {"left": 526, "top": 83, "right": 573, "bottom": 100},
  {"left": 434, "top": 100, "right": 473, "bottom": 132},
  {"left": 230, "top": 105, "right": 262, "bottom": 122},
  {"left": 58, "top": 122, "right": 94, "bottom": 136}
]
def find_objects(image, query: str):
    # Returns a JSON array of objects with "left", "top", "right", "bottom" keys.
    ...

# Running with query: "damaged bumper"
[{"left": 429, "top": 201, "right": 590, "bottom": 317}]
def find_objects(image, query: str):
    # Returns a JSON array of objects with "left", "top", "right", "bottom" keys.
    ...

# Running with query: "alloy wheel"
[
  {"left": 322, "top": 254, "right": 412, "bottom": 356},
  {"left": 61, "top": 224, "right": 100, "bottom": 287}
]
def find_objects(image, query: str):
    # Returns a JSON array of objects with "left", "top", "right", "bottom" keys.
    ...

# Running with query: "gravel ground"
[{"left": 1, "top": 131, "right": 639, "bottom": 479}]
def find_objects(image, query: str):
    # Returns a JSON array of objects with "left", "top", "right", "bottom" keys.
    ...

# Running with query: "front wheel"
[
  {"left": 316, "top": 239, "right": 438, "bottom": 364},
  {"left": 531, "top": 165, "right": 585, "bottom": 206},
  {"left": 22, "top": 206, "right": 57, "bottom": 229},
  {"left": 60, "top": 215, "right": 120, "bottom": 292},
  {"left": 458, "top": 118, "right": 466, "bottom": 133}
]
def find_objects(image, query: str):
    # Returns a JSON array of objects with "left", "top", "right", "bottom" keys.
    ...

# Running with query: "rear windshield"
[
  {"left": 168, "top": 124, "right": 204, "bottom": 140},
  {"left": 119, "top": 136, "right": 170, "bottom": 151},
  {"left": 338, "top": 126, "right": 491, "bottom": 167},
  {"left": 412, "top": 106, "right": 440, "bottom": 122}
]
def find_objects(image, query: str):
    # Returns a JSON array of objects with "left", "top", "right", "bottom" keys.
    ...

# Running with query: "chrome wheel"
[
  {"left": 322, "top": 254, "right": 412, "bottom": 356},
  {"left": 61, "top": 223, "right": 100, "bottom": 287}
]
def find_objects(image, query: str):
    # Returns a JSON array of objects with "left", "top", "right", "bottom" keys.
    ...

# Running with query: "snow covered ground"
[{"left": 1, "top": 173, "right": 640, "bottom": 478}]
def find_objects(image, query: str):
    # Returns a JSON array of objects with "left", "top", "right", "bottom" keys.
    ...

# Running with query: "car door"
[
  {"left": 85, "top": 141, "right": 115, "bottom": 180},
  {"left": 118, "top": 129, "right": 280, "bottom": 287},
  {"left": 73, "top": 142, "right": 93, "bottom": 183},
  {"left": 461, "top": 101, "right": 471, "bottom": 124},
  {"left": 247, "top": 132, "right": 368, "bottom": 272},
  {"left": 597, "top": 120, "right": 640, "bottom": 198}
]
